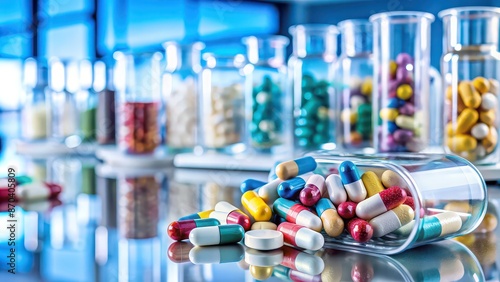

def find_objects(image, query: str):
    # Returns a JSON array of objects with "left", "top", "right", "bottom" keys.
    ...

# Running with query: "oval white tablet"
[{"left": 244, "top": 230, "right": 283, "bottom": 250}]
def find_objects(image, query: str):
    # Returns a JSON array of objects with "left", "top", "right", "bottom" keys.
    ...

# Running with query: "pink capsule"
[
  {"left": 337, "top": 201, "right": 357, "bottom": 219},
  {"left": 355, "top": 186, "right": 407, "bottom": 220},
  {"left": 299, "top": 174, "right": 325, "bottom": 207},
  {"left": 348, "top": 218, "right": 373, "bottom": 243}
]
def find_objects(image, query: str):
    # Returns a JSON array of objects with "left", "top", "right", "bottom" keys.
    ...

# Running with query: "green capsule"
[
  {"left": 302, "top": 74, "right": 315, "bottom": 89},
  {"left": 296, "top": 117, "right": 310, "bottom": 127},
  {"left": 302, "top": 99, "right": 322, "bottom": 116},
  {"left": 295, "top": 127, "right": 314, "bottom": 137}
]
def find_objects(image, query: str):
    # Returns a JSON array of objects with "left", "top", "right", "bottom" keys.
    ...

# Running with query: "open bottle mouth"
[
  {"left": 439, "top": 6, "right": 500, "bottom": 19},
  {"left": 288, "top": 24, "right": 339, "bottom": 36}
]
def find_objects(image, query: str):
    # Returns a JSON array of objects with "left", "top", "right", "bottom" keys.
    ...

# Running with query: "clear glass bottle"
[
  {"left": 94, "top": 59, "right": 116, "bottom": 145},
  {"left": 288, "top": 24, "right": 338, "bottom": 153},
  {"left": 370, "top": 12, "right": 441, "bottom": 153},
  {"left": 243, "top": 35, "right": 290, "bottom": 154},
  {"left": 162, "top": 41, "right": 204, "bottom": 152},
  {"left": 199, "top": 53, "right": 246, "bottom": 153},
  {"left": 75, "top": 59, "right": 98, "bottom": 142},
  {"left": 440, "top": 7, "right": 500, "bottom": 165},
  {"left": 21, "top": 58, "right": 51, "bottom": 141},
  {"left": 48, "top": 59, "right": 78, "bottom": 141},
  {"left": 337, "top": 20, "right": 374, "bottom": 151},
  {"left": 114, "top": 51, "right": 163, "bottom": 154},
  {"left": 310, "top": 152, "right": 487, "bottom": 255}
]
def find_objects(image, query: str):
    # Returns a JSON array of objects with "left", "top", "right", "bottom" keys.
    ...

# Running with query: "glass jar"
[
  {"left": 288, "top": 24, "right": 338, "bottom": 153},
  {"left": 21, "top": 58, "right": 50, "bottom": 141},
  {"left": 94, "top": 59, "right": 116, "bottom": 145},
  {"left": 310, "top": 152, "right": 486, "bottom": 254},
  {"left": 48, "top": 59, "right": 78, "bottom": 141},
  {"left": 114, "top": 51, "right": 163, "bottom": 154},
  {"left": 162, "top": 41, "right": 204, "bottom": 152},
  {"left": 440, "top": 7, "right": 500, "bottom": 165},
  {"left": 243, "top": 35, "right": 290, "bottom": 154},
  {"left": 199, "top": 53, "right": 246, "bottom": 153},
  {"left": 74, "top": 59, "right": 97, "bottom": 142},
  {"left": 370, "top": 12, "right": 441, "bottom": 153},
  {"left": 337, "top": 20, "right": 374, "bottom": 151}
]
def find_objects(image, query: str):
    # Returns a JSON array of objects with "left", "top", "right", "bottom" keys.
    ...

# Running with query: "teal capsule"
[{"left": 295, "top": 127, "right": 314, "bottom": 137}]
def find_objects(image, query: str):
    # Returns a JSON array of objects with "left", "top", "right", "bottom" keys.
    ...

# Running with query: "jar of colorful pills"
[
  {"left": 370, "top": 12, "right": 442, "bottom": 153},
  {"left": 336, "top": 20, "right": 373, "bottom": 151},
  {"left": 310, "top": 152, "right": 486, "bottom": 254},
  {"left": 199, "top": 53, "right": 246, "bottom": 154},
  {"left": 440, "top": 7, "right": 500, "bottom": 165},
  {"left": 163, "top": 41, "right": 204, "bottom": 153},
  {"left": 288, "top": 24, "right": 339, "bottom": 153},
  {"left": 243, "top": 35, "right": 290, "bottom": 153},
  {"left": 114, "top": 51, "right": 163, "bottom": 154}
]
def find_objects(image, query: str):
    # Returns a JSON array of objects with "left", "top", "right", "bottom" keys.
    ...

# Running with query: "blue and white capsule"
[
  {"left": 277, "top": 173, "right": 313, "bottom": 199},
  {"left": 339, "top": 161, "right": 367, "bottom": 203},
  {"left": 258, "top": 178, "right": 283, "bottom": 205},
  {"left": 275, "top": 156, "right": 317, "bottom": 180},
  {"left": 240, "top": 179, "right": 267, "bottom": 193}
]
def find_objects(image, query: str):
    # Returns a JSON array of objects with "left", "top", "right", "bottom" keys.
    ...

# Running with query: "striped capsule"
[
  {"left": 210, "top": 209, "right": 252, "bottom": 231},
  {"left": 179, "top": 209, "right": 214, "bottom": 221},
  {"left": 339, "top": 161, "right": 367, "bottom": 202},
  {"left": 417, "top": 212, "right": 463, "bottom": 241},
  {"left": 273, "top": 198, "right": 322, "bottom": 232},
  {"left": 281, "top": 245, "right": 325, "bottom": 276},
  {"left": 241, "top": 190, "right": 272, "bottom": 221},
  {"left": 189, "top": 225, "right": 245, "bottom": 246},
  {"left": 315, "top": 198, "right": 344, "bottom": 237},
  {"left": 325, "top": 174, "right": 347, "bottom": 206},
  {"left": 240, "top": 179, "right": 267, "bottom": 193},
  {"left": 275, "top": 156, "right": 317, "bottom": 180},
  {"left": 348, "top": 218, "right": 373, "bottom": 243},
  {"left": 167, "top": 218, "right": 220, "bottom": 241},
  {"left": 356, "top": 186, "right": 407, "bottom": 220},
  {"left": 299, "top": 174, "right": 325, "bottom": 207},
  {"left": 369, "top": 204, "right": 415, "bottom": 237},
  {"left": 258, "top": 178, "right": 283, "bottom": 205},
  {"left": 1, "top": 182, "right": 63, "bottom": 202},
  {"left": 361, "top": 171, "right": 385, "bottom": 198},
  {"left": 277, "top": 222, "right": 324, "bottom": 251},
  {"left": 277, "top": 173, "right": 313, "bottom": 199}
]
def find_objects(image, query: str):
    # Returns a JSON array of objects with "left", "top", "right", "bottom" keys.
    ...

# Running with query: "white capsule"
[
  {"left": 292, "top": 249, "right": 325, "bottom": 275},
  {"left": 471, "top": 123, "right": 489, "bottom": 140},
  {"left": 214, "top": 201, "right": 239, "bottom": 212},
  {"left": 369, "top": 205, "right": 415, "bottom": 238},
  {"left": 325, "top": 174, "right": 347, "bottom": 206},
  {"left": 295, "top": 228, "right": 325, "bottom": 251},
  {"left": 481, "top": 93, "right": 497, "bottom": 110},
  {"left": 435, "top": 212, "right": 463, "bottom": 236},
  {"left": 296, "top": 210, "right": 323, "bottom": 232},
  {"left": 344, "top": 179, "right": 367, "bottom": 203},
  {"left": 258, "top": 178, "right": 283, "bottom": 205}
]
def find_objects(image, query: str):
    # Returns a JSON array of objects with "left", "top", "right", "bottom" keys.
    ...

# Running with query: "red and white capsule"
[
  {"left": 299, "top": 174, "right": 325, "bottom": 207},
  {"left": 355, "top": 186, "right": 407, "bottom": 220},
  {"left": 277, "top": 222, "right": 324, "bottom": 251}
]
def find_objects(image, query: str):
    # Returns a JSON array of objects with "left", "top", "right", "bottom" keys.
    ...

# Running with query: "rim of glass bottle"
[
  {"left": 241, "top": 35, "right": 290, "bottom": 48},
  {"left": 337, "top": 19, "right": 371, "bottom": 30},
  {"left": 369, "top": 11, "right": 435, "bottom": 24},
  {"left": 439, "top": 6, "right": 500, "bottom": 19},
  {"left": 202, "top": 52, "right": 246, "bottom": 68},
  {"left": 288, "top": 24, "right": 339, "bottom": 36},
  {"left": 161, "top": 41, "right": 206, "bottom": 51}
]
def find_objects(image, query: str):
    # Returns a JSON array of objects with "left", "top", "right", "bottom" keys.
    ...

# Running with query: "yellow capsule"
[
  {"left": 447, "top": 134, "right": 477, "bottom": 152},
  {"left": 251, "top": 221, "right": 277, "bottom": 230},
  {"left": 241, "top": 191, "right": 272, "bottom": 221},
  {"left": 341, "top": 108, "right": 357, "bottom": 124},
  {"left": 361, "top": 78, "right": 373, "bottom": 96},
  {"left": 454, "top": 233, "right": 476, "bottom": 246},
  {"left": 458, "top": 81, "right": 482, "bottom": 108},
  {"left": 381, "top": 170, "right": 407, "bottom": 189},
  {"left": 389, "top": 61, "right": 398, "bottom": 77},
  {"left": 479, "top": 110, "right": 496, "bottom": 126},
  {"left": 446, "top": 122, "right": 456, "bottom": 137},
  {"left": 489, "top": 78, "right": 499, "bottom": 95},
  {"left": 455, "top": 108, "right": 479, "bottom": 134},
  {"left": 379, "top": 108, "right": 399, "bottom": 121},
  {"left": 457, "top": 94, "right": 467, "bottom": 113},
  {"left": 395, "top": 115, "right": 415, "bottom": 130},
  {"left": 250, "top": 266, "right": 274, "bottom": 280},
  {"left": 482, "top": 126, "right": 498, "bottom": 154},
  {"left": 396, "top": 84, "right": 413, "bottom": 100},
  {"left": 361, "top": 171, "right": 385, "bottom": 198},
  {"left": 198, "top": 209, "right": 215, "bottom": 219},
  {"left": 473, "top": 76, "right": 490, "bottom": 94},
  {"left": 474, "top": 213, "right": 498, "bottom": 233},
  {"left": 444, "top": 201, "right": 471, "bottom": 213}
]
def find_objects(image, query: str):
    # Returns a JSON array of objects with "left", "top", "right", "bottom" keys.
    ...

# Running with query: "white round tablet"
[
  {"left": 244, "top": 248, "right": 283, "bottom": 267},
  {"left": 244, "top": 229, "right": 283, "bottom": 251}
]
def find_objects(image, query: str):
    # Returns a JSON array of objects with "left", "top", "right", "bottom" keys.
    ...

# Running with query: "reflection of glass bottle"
[
  {"left": 21, "top": 58, "right": 51, "bottom": 141},
  {"left": 288, "top": 24, "right": 338, "bottom": 153},
  {"left": 163, "top": 41, "right": 204, "bottom": 152},
  {"left": 440, "top": 7, "right": 500, "bottom": 165}
]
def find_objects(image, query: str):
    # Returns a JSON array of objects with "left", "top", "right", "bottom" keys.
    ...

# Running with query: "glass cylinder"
[
  {"left": 74, "top": 59, "right": 97, "bottom": 142},
  {"left": 370, "top": 12, "right": 438, "bottom": 153},
  {"left": 21, "top": 58, "right": 51, "bottom": 141},
  {"left": 288, "top": 24, "right": 338, "bottom": 153},
  {"left": 114, "top": 51, "right": 163, "bottom": 154},
  {"left": 94, "top": 59, "right": 116, "bottom": 145},
  {"left": 162, "top": 41, "right": 204, "bottom": 152},
  {"left": 310, "top": 152, "right": 486, "bottom": 254},
  {"left": 48, "top": 59, "right": 78, "bottom": 141},
  {"left": 199, "top": 53, "right": 246, "bottom": 153},
  {"left": 440, "top": 7, "right": 500, "bottom": 165},
  {"left": 243, "top": 35, "right": 290, "bottom": 153},
  {"left": 337, "top": 20, "right": 374, "bottom": 151}
]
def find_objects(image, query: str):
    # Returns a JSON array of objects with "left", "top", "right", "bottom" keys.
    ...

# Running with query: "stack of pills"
[
  {"left": 166, "top": 77, "right": 197, "bottom": 149},
  {"left": 377, "top": 53, "right": 425, "bottom": 152},
  {"left": 446, "top": 77, "right": 499, "bottom": 161},
  {"left": 118, "top": 101, "right": 160, "bottom": 154}
]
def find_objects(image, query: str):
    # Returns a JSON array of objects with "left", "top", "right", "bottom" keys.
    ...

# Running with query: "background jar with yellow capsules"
[{"left": 440, "top": 7, "right": 500, "bottom": 164}]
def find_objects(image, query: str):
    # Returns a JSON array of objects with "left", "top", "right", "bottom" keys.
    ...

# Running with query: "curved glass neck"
[
  {"left": 339, "top": 20, "right": 373, "bottom": 57},
  {"left": 289, "top": 25, "right": 338, "bottom": 59},
  {"left": 164, "top": 42, "right": 204, "bottom": 72},
  {"left": 243, "top": 36, "right": 289, "bottom": 67},
  {"left": 440, "top": 8, "right": 500, "bottom": 52}
]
